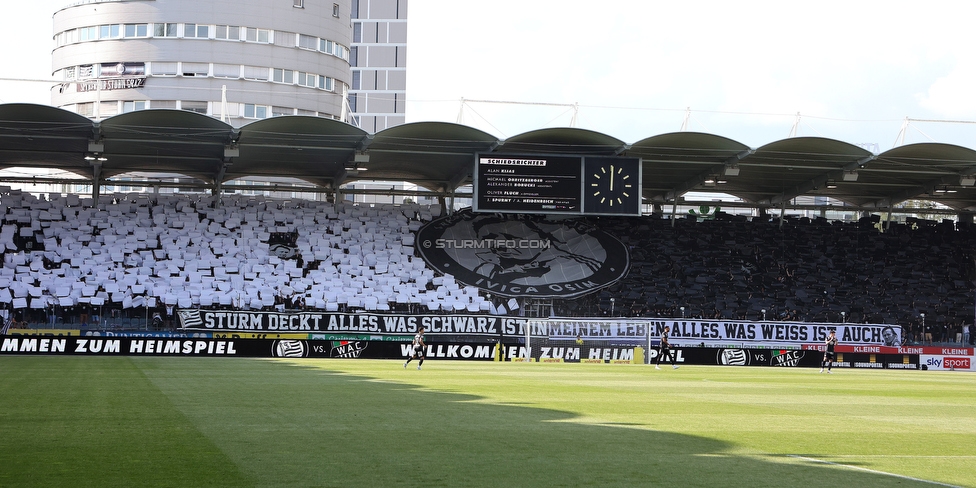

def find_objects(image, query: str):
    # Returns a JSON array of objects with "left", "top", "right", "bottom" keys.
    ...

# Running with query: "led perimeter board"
[{"left": 474, "top": 153, "right": 642, "bottom": 216}]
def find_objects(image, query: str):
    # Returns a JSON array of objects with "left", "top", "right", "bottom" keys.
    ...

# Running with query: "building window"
[
  {"left": 150, "top": 62, "right": 178, "bottom": 76},
  {"left": 243, "top": 66, "right": 269, "bottom": 81},
  {"left": 272, "top": 106, "right": 293, "bottom": 117},
  {"left": 243, "top": 104, "right": 269, "bottom": 119},
  {"left": 123, "top": 24, "right": 149, "bottom": 38},
  {"left": 293, "top": 0, "right": 304, "bottom": 7},
  {"left": 76, "top": 102, "right": 94, "bottom": 117},
  {"left": 154, "top": 23, "right": 178, "bottom": 37},
  {"left": 245, "top": 27, "right": 271, "bottom": 43},
  {"left": 216, "top": 25, "right": 240, "bottom": 41},
  {"left": 181, "top": 62, "right": 210, "bottom": 77},
  {"left": 184, "top": 24, "right": 210, "bottom": 38},
  {"left": 298, "top": 34, "right": 317, "bottom": 50},
  {"left": 272, "top": 68, "right": 294, "bottom": 84},
  {"left": 213, "top": 64, "right": 241, "bottom": 79},
  {"left": 298, "top": 72, "right": 316, "bottom": 88},
  {"left": 79, "top": 26, "right": 97, "bottom": 41},
  {"left": 122, "top": 101, "right": 148, "bottom": 113},
  {"left": 333, "top": 3, "right": 340, "bottom": 17},
  {"left": 99, "top": 24, "right": 121, "bottom": 39},
  {"left": 181, "top": 101, "right": 209, "bottom": 114}
]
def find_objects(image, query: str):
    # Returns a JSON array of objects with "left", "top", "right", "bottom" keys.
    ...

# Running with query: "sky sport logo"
[
  {"left": 415, "top": 210, "right": 630, "bottom": 298},
  {"left": 944, "top": 357, "right": 970, "bottom": 370}
]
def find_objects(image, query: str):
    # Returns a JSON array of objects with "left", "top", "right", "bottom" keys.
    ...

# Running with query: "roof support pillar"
[
  {"left": 91, "top": 162, "right": 102, "bottom": 206},
  {"left": 212, "top": 162, "right": 231, "bottom": 208}
]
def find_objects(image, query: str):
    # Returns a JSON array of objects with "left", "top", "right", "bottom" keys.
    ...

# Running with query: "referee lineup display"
[{"left": 473, "top": 153, "right": 642, "bottom": 216}]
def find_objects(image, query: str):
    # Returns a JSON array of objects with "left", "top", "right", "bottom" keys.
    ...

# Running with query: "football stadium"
[
  {"left": 2, "top": 1, "right": 976, "bottom": 487},
  {"left": 3, "top": 105, "right": 976, "bottom": 487}
]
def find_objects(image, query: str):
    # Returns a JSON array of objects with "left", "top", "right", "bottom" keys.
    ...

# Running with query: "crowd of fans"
[
  {"left": 553, "top": 212, "right": 976, "bottom": 345},
  {"left": 2, "top": 188, "right": 975, "bottom": 345}
]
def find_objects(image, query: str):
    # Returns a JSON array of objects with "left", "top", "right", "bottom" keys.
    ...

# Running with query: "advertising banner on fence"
[
  {"left": 0, "top": 336, "right": 497, "bottom": 361},
  {"left": 920, "top": 354, "right": 975, "bottom": 371},
  {"left": 674, "top": 347, "right": 920, "bottom": 369},
  {"left": 0, "top": 335, "right": 931, "bottom": 369}
]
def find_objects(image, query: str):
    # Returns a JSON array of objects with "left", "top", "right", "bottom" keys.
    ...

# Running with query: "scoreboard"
[{"left": 473, "top": 153, "right": 641, "bottom": 216}]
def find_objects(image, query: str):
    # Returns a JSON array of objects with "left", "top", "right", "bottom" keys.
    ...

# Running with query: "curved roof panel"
[
  {"left": 866, "top": 143, "right": 976, "bottom": 211},
  {"left": 0, "top": 104, "right": 95, "bottom": 176},
  {"left": 501, "top": 127, "right": 626, "bottom": 155},
  {"left": 363, "top": 122, "right": 499, "bottom": 190},
  {"left": 234, "top": 116, "right": 369, "bottom": 188},
  {"left": 626, "top": 132, "right": 751, "bottom": 202},
  {"left": 2, "top": 103, "right": 976, "bottom": 212},
  {"left": 98, "top": 109, "right": 234, "bottom": 182}
]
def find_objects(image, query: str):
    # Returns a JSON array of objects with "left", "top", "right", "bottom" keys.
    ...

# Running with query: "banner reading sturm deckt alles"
[
  {"left": 177, "top": 311, "right": 901, "bottom": 347},
  {"left": 177, "top": 309, "right": 526, "bottom": 335}
]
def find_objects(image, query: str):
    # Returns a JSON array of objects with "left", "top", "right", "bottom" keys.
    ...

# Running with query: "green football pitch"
[{"left": 1, "top": 356, "right": 973, "bottom": 487}]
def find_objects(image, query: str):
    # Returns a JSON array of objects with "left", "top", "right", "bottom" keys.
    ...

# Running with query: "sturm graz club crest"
[
  {"left": 273, "top": 340, "right": 307, "bottom": 358},
  {"left": 718, "top": 349, "right": 751, "bottom": 366},
  {"left": 416, "top": 209, "right": 630, "bottom": 298}
]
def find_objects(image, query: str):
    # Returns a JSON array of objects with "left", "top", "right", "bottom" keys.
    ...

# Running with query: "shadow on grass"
[{"left": 141, "top": 359, "right": 945, "bottom": 488}]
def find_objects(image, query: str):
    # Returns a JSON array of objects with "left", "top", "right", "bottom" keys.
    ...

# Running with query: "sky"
[{"left": 3, "top": 0, "right": 976, "bottom": 151}]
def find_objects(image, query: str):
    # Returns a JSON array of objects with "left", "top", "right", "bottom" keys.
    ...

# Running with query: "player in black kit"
[
  {"left": 656, "top": 325, "right": 678, "bottom": 370},
  {"left": 404, "top": 327, "right": 426, "bottom": 370},
  {"left": 820, "top": 329, "right": 837, "bottom": 373}
]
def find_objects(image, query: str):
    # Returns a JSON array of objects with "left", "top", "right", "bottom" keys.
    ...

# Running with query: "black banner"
[
  {"left": 0, "top": 336, "right": 495, "bottom": 361},
  {"left": 177, "top": 309, "right": 525, "bottom": 335},
  {"left": 0, "top": 335, "right": 923, "bottom": 368},
  {"left": 662, "top": 347, "right": 921, "bottom": 369}
]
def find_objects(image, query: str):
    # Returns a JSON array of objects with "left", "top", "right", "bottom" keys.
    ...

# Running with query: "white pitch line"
[{"left": 787, "top": 455, "right": 961, "bottom": 487}]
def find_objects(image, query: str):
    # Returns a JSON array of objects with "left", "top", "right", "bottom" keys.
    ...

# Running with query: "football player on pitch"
[
  {"left": 820, "top": 329, "right": 837, "bottom": 373},
  {"left": 656, "top": 325, "right": 678, "bottom": 370},
  {"left": 404, "top": 326, "right": 426, "bottom": 370}
]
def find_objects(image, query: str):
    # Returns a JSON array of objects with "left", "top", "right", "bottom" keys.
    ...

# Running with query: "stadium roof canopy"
[{"left": 3, "top": 103, "right": 976, "bottom": 213}]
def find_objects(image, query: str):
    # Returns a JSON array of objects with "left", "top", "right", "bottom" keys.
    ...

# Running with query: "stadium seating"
[
  {"left": 1, "top": 186, "right": 974, "bottom": 344},
  {"left": 570, "top": 213, "right": 975, "bottom": 343},
  {"left": 0, "top": 189, "right": 483, "bottom": 325}
]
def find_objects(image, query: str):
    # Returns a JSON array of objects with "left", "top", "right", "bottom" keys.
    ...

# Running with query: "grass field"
[{"left": 0, "top": 357, "right": 973, "bottom": 487}]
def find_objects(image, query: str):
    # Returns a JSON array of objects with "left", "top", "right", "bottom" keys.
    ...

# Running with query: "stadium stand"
[
  {"left": 2, "top": 187, "right": 974, "bottom": 345},
  {"left": 560, "top": 212, "right": 976, "bottom": 345},
  {"left": 0, "top": 188, "right": 481, "bottom": 328}
]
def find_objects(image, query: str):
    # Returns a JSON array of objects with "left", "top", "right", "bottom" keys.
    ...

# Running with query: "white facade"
[{"left": 50, "top": 0, "right": 364, "bottom": 127}]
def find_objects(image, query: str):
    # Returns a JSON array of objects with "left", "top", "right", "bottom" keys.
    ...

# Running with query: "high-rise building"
[
  {"left": 50, "top": 0, "right": 406, "bottom": 129},
  {"left": 349, "top": 0, "right": 407, "bottom": 132}
]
